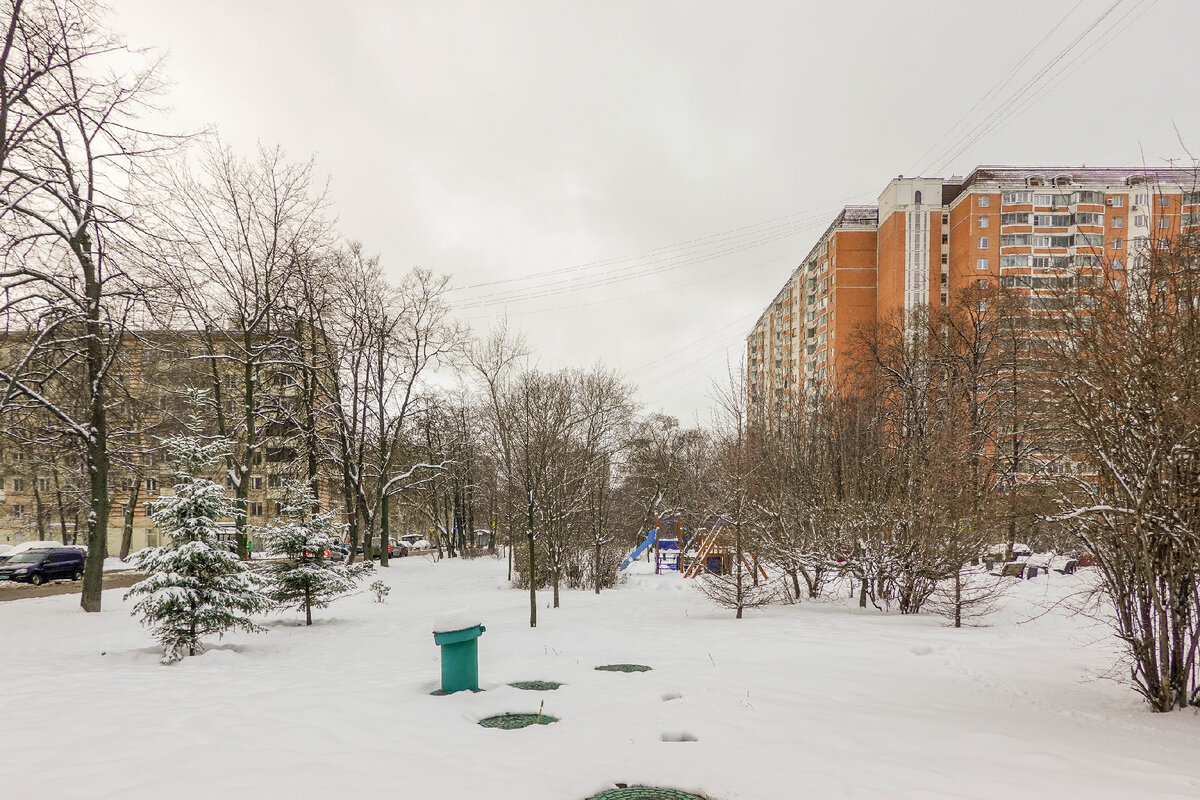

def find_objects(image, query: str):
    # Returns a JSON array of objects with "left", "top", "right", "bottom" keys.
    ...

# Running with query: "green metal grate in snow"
[
  {"left": 477, "top": 712, "right": 558, "bottom": 729},
  {"left": 587, "top": 787, "right": 706, "bottom": 800},
  {"left": 594, "top": 663, "right": 652, "bottom": 672},
  {"left": 509, "top": 680, "right": 562, "bottom": 691}
]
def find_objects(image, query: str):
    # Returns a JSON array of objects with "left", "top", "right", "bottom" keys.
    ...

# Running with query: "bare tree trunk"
[
  {"left": 80, "top": 243, "right": 111, "bottom": 614},
  {"left": 954, "top": 570, "right": 963, "bottom": 629},
  {"left": 735, "top": 522, "right": 744, "bottom": 619},
  {"left": 379, "top": 492, "right": 390, "bottom": 567},
  {"left": 120, "top": 480, "right": 141, "bottom": 560},
  {"left": 527, "top": 497, "right": 537, "bottom": 628},
  {"left": 594, "top": 541, "right": 603, "bottom": 595}
]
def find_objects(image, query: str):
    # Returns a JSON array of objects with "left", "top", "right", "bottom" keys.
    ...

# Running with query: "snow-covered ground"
[{"left": 2, "top": 556, "right": 1198, "bottom": 800}]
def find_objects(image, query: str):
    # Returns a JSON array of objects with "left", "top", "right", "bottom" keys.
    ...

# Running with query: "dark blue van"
[{"left": 0, "top": 548, "right": 85, "bottom": 585}]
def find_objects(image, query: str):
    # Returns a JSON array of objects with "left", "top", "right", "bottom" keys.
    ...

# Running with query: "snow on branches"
[
  {"left": 257, "top": 483, "right": 373, "bottom": 625},
  {"left": 126, "top": 430, "right": 267, "bottom": 663}
]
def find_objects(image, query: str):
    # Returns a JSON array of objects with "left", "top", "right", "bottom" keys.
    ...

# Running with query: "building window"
[
  {"left": 976, "top": 258, "right": 989, "bottom": 270},
  {"left": 914, "top": 190, "right": 923, "bottom": 205},
  {"left": 978, "top": 237, "right": 989, "bottom": 249},
  {"left": 978, "top": 216, "right": 990, "bottom": 229},
  {"left": 978, "top": 195, "right": 990, "bottom": 207},
  {"left": 145, "top": 477, "right": 158, "bottom": 493},
  {"left": 12, "top": 504, "right": 25, "bottom": 518},
  {"left": 1158, "top": 217, "right": 1170, "bottom": 228},
  {"left": 37, "top": 477, "right": 50, "bottom": 492},
  {"left": 268, "top": 474, "right": 283, "bottom": 489},
  {"left": 1110, "top": 238, "right": 1123, "bottom": 249},
  {"left": 1112, "top": 258, "right": 1123, "bottom": 270},
  {"left": 1109, "top": 196, "right": 1124, "bottom": 208},
  {"left": 1158, "top": 195, "right": 1169, "bottom": 207},
  {"left": 1111, "top": 216, "right": 1124, "bottom": 228},
  {"left": 11, "top": 477, "right": 23, "bottom": 492},
  {"left": 250, "top": 476, "right": 263, "bottom": 491},
  {"left": 1134, "top": 214, "right": 1148, "bottom": 227},
  {"left": 247, "top": 502, "right": 264, "bottom": 517}
]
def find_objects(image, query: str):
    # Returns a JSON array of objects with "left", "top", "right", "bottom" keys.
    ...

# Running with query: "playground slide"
[{"left": 619, "top": 529, "right": 657, "bottom": 571}]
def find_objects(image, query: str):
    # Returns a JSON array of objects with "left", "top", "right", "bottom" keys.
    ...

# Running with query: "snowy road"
[{"left": 0, "top": 570, "right": 143, "bottom": 603}]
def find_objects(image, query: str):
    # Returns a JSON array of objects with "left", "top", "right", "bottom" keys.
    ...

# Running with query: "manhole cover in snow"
[
  {"left": 587, "top": 787, "right": 706, "bottom": 800},
  {"left": 509, "top": 680, "right": 563, "bottom": 691},
  {"left": 594, "top": 664, "right": 652, "bottom": 672},
  {"left": 478, "top": 713, "right": 558, "bottom": 729}
]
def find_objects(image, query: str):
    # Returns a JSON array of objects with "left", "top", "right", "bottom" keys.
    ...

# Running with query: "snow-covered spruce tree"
[
  {"left": 126, "top": 426, "right": 268, "bottom": 663},
  {"left": 258, "top": 483, "right": 373, "bottom": 625}
]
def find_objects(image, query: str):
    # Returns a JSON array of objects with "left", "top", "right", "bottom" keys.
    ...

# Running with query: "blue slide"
[{"left": 619, "top": 529, "right": 657, "bottom": 570}]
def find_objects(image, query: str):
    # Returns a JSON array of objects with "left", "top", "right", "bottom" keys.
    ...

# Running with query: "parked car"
[
  {"left": 400, "top": 534, "right": 430, "bottom": 551},
  {"left": 372, "top": 538, "right": 408, "bottom": 559},
  {"left": 0, "top": 548, "right": 85, "bottom": 585}
]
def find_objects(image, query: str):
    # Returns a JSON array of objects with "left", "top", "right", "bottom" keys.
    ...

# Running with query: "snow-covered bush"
[
  {"left": 258, "top": 483, "right": 373, "bottom": 625},
  {"left": 126, "top": 431, "right": 267, "bottom": 663},
  {"left": 370, "top": 580, "right": 390, "bottom": 603}
]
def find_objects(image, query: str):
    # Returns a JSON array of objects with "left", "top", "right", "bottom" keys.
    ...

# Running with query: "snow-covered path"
[{"left": 2, "top": 556, "right": 1197, "bottom": 799}]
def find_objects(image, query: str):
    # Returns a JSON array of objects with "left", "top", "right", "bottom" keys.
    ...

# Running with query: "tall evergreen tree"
[{"left": 126, "top": 425, "right": 267, "bottom": 663}]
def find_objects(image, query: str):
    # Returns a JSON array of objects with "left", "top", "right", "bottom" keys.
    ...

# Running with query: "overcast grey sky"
[{"left": 109, "top": 0, "right": 1199, "bottom": 423}]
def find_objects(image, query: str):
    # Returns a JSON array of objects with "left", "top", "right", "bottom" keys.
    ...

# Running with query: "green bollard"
[{"left": 432, "top": 624, "right": 486, "bottom": 693}]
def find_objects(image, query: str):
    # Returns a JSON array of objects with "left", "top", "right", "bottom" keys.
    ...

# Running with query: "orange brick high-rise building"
[{"left": 748, "top": 165, "right": 1200, "bottom": 420}]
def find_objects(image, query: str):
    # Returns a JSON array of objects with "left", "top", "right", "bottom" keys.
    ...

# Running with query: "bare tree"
[
  {"left": 148, "top": 142, "right": 331, "bottom": 559},
  {"left": 1045, "top": 220, "right": 1200, "bottom": 711},
  {"left": 696, "top": 368, "right": 775, "bottom": 618},
  {"left": 0, "top": 0, "right": 169, "bottom": 610},
  {"left": 315, "top": 246, "right": 461, "bottom": 566}
]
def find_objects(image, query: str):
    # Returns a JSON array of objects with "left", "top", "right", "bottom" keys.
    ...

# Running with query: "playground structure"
[{"left": 620, "top": 515, "right": 768, "bottom": 580}]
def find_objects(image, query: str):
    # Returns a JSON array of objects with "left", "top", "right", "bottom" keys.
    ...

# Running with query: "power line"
[
  {"left": 1001, "top": 0, "right": 1156, "bottom": 125},
  {"left": 908, "top": 1, "right": 1085, "bottom": 177},
  {"left": 451, "top": 208, "right": 839, "bottom": 310},
  {"left": 919, "top": 0, "right": 1127, "bottom": 176},
  {"left": 459, "top": 252, "right": 796, "bottom": 322},
  {"left": 629, "top": 310, "right": 760, "bottom": 377},
  {"left": 447, "top": 201, "right": 845, "bottom": 294}
]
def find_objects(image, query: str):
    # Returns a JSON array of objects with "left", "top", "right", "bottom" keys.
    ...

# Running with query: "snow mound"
[{"left": 432, "top": 610, "right": 484, "bottom": 633}]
